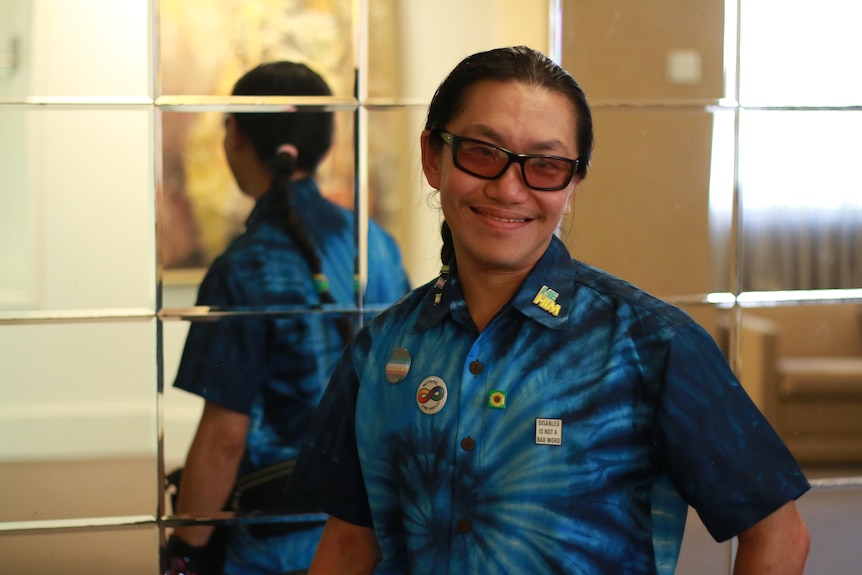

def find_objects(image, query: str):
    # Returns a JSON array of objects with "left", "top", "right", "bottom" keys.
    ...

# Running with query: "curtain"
[{"left": 739, "top": 111, "right": 862, "bottom": 291}]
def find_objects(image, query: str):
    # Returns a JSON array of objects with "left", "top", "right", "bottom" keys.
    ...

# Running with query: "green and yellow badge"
[{"left": 488, "top": 390, "right": 507, "bottom": 410}]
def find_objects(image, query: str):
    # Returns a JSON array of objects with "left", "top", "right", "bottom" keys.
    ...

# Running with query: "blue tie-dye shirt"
[
  {"left": 295, "top": 235, "right": 809, "bottom": 575},
  {"left": 173, "top": 177, "right": 410, "bottom": 573}
]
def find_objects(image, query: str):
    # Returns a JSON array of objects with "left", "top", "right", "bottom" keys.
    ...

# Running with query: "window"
[{"left": 738, "top": 0, "right": 862, "bottom": 291}]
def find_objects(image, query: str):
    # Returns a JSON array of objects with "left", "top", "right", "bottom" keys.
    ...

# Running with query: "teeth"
[{"left": 488, "top": 215, "right": 525, "bottom": 223}]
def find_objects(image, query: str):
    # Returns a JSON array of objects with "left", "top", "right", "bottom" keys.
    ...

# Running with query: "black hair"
[
  {"left": 231, "top": 61, "right": 353, "bottom": 343},
  {"left": 424, "top": 46, "right": 594, "bottom": 265}
]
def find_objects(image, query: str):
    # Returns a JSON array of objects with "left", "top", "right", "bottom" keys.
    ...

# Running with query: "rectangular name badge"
[{"left": 535, "top": 418, "right": 562, "bottom": 445}]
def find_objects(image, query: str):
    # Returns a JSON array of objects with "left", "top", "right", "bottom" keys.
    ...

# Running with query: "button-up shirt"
[{"left": 295, "top": 235, "right": 809, "bottom": 575}]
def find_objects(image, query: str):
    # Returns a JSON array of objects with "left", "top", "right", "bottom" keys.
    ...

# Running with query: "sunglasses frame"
[{"left": 437, "top": 130, "right": 579, "bottom": 192}]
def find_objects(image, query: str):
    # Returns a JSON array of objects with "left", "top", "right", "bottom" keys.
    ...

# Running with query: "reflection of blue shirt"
[
  {"left": 295, "top": 236, "right": 809, "bottom": 575},
  {"left": 173, "top": 177, "right": 410, "bottom": 573}
]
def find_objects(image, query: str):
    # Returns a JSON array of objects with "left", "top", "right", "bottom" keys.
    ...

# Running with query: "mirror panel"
[
  {"left": 367, "top": 106, "right": 438, "bottom": 287},
  {"left": 370, "top": 0, "right": 549, "bottom": 102},
  {"left": 162, "top": 316, "right": 200, "bottom": 471},
  {"left": 160, "top": 108, "right": 356, "bottom": 274},
  {"left": 161, "top": 310, "right": 370, "bottom": 518},
  {"left": 158, "top": 0, "right": 355, "bottom": 99},
  {"left": 0, "top": 0, "right": 150, "bottom": 101},
  {"left": 566, "top": 107, "right": 735, "bottom": 298},
  {"left": 739, "top": 110, "right": 862, "bottom": 291},
  {"left": 0, "top": 108, "right": 37, "bottom": 308},
  {"left": 0, "top": 107, "right": 155, "bottom": 314},
  {"left": 0, "top": 321, "right": 157, "bottom": 521},
  {"left": 0, "top": 526, "right": 159, "bottom": 572},
  {"left": 736, "top": 304, "right": 862, "bottom": 478},
  {"left": 739, "top": 0, "right": 862, "bottom": 107},
  {"left": 562, "top": 0, "right": 726, "bottom": 103}
]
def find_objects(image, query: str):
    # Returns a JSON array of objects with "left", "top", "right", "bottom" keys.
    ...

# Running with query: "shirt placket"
[{"left": 449, "top": 332, "right": 491, "bottom": 573}]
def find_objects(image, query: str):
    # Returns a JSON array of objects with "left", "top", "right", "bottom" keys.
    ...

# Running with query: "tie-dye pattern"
[
  {"left": 296, "top": 236, "right": 809, "bottom": 575},
  {"left": 174, "top": 178, "right": 410, "bottom": 573}
]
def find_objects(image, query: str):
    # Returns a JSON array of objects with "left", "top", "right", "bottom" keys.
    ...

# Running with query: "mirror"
[{"left": 1, "top": 0, "right": 860, "bottom": 572}]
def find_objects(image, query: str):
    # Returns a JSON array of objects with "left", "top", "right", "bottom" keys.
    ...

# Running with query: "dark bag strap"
[{"left": 166, "top": 460, "right": 325, "bottom": 539}]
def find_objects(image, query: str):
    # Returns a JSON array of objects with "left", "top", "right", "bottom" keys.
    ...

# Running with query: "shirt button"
[
  {"left": 456, "top": 518, "right": 472, "bottom": 534},
  {"left": 460, "top": 436, "right": 475, "bottom": 451},
  {"left": 469, "top": 360, "right": 484, "bottom": 375}
]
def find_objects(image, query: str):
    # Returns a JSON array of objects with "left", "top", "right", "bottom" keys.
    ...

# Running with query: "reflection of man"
[{"left": 164, "top": 61, "right": 411, "bottom": 575}]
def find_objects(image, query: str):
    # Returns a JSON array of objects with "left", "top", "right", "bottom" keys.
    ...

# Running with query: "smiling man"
[{"left": 292, "top": 46, "right": 810, "bottom": 575}]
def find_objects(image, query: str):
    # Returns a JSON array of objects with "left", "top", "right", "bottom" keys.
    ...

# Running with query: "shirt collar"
[
  {"left": 513, "top": 236, "right": 576, "bottom": 329},
  {"left": 413, "top": 236, "right": 576, "bottom": 332}
]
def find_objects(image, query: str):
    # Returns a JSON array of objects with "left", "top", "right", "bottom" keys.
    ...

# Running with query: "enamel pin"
[
  {"left": 385, "top": 348, "right": 411, "bottom": 384},
  {"left": 488, "top": 390, "right": 507, "bottom": 409},
  {"left": 416, "top": 376, "right": 447, "bottom": 415},
  {"left": 533, "top": 285, "right": 561, "bottom": 317},
  {"left": 535, "top": 418, "right": 563, "bottom": 445}
]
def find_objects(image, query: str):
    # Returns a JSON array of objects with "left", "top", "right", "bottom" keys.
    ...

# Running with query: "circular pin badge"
[
  {"left": 416, "top": 376, "right": 447, "bottom": 415},
  {"left": 385, "top": 348, "right": 411, "bottom": 384}
]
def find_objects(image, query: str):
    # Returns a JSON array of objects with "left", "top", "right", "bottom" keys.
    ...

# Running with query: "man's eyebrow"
[{"left": 462, "top": 124, "right": 572, "bottom": 155}]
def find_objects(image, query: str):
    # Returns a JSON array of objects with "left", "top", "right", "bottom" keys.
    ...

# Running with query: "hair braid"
[
  {"left": 272, "top": 150, "right": 354, "bottom": 344},
  {"left": 440, "top": 221, "right": 455, "bottom": 265},
  {"left": 231, "top": 61, "right": 354, "bottom": 345}
]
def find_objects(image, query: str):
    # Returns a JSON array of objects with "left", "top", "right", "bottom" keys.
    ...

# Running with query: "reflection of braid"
[{"left": 273, "top": 150, "right": 354, "bottom": 345}]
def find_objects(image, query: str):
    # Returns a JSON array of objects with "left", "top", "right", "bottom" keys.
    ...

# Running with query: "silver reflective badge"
[{"left": 385, "top": 347, "right": 411, "bottom": 384}]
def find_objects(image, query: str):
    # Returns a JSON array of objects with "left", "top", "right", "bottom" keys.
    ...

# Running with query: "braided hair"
[{"left": 231, "top": 61, "right": 354, "bottom": 343}]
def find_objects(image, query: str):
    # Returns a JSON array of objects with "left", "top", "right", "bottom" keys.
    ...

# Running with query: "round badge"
[
  {"left": 385, "top": 348, "right": 411, "bottom": 384},
  {"left": 416, "top": 376, "right": 447, "bottom": 415}
]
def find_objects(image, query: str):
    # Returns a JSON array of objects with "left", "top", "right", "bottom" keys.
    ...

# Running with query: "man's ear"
[
  {"left": 562, "top": 180, "right": 578, "bottom": 216},
  {"left": 224, "top": 114, "right": 250, "bottom": 153},
  {"left": 420, "top": 130, "right": 442, "bottom": 190}
]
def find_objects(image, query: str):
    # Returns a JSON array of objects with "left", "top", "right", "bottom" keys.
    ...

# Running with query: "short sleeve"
[
  {"left": 655, "top": 323, "right": 810, "bottom": 542},
  {"left": 290, "top": 342, "right": 373, "bottom": 527},
  {"left": 172, "top": 264, "right": 267, "bottom": 414}
]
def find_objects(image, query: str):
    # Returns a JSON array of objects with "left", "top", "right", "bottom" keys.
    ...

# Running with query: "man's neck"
[{"left": 457, "top": 263, "right": 530, "bottom": 333}]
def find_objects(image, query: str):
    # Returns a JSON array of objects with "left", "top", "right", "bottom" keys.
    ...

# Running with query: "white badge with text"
[
  {"left": 416, "top": 376, "right": 447, "bottom": 415},
  {"left": 535, "top": 418, "right": 563, "bottom": 445}
]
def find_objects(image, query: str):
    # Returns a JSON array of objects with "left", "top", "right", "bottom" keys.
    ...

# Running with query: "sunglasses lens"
[
  {"left": 456, "top": 140, "right": 508, "bottom": 178},
  {"left": 523, "top": 157, "right": 574, "bottom": 190}
]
